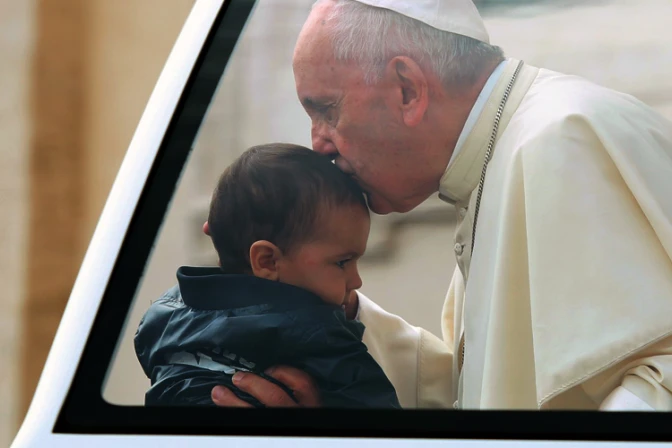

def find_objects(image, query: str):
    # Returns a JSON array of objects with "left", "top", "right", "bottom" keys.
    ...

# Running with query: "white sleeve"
[
  {"left": 599, "top": 386, "right": 655, "bottom": 411},
  {"left": 581, "top": 335, "right": 672, "bottom": 411},
  {"left": 353, "top": 302, "right": 361, "bottom": 321},
  {"left": 356, "top": 292, "right": 454, "bottom": 409}
]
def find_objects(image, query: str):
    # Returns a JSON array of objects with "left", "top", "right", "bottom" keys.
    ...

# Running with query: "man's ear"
[
  {"left": 385, "top": 56, "right": 429, "bottom": 127},
  {"left": 249, "top": 240, "right": 282, "bottom": 280}
]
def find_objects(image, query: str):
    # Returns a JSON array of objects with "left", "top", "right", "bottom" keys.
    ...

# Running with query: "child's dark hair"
[{"left": 208, "top": 143, "right": 368, "bottom": 274}]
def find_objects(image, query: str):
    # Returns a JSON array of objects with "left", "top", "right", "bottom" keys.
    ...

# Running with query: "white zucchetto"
[{"left": 352, "top": 0, "right": 490, "bottom": 43}]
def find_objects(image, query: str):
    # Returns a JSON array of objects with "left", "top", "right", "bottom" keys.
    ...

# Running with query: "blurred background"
[{"left": 2, "top": 0, "right": 671, "bottom": 444}]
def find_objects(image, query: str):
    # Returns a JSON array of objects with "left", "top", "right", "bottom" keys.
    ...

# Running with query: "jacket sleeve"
[
  {"left": 145, "top": 364, "right": 265, "bottom": 407},
  {"left": 357, "top": 292, "right": 454, "bottom": 409},
  {"left": 291, "top": 321, "right": 402, "bottom": 409}
]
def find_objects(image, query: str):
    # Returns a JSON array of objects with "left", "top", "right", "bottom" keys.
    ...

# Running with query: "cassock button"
[{"left": 454, "top": 243, "right": 464, "bottom": 255}]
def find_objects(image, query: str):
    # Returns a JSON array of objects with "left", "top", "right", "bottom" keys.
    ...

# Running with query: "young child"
[{"left": 134, "top": 143, "right": 401, "bottom": 409}]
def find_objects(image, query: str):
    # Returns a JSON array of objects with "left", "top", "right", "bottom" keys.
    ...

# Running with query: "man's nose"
[{"left": 312, "top": 124, "right": 337, "bottom": 157}]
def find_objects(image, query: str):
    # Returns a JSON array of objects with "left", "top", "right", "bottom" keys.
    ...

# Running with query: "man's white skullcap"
[{"left": 352, "top": 0, "right": 490, "bottom": 44}]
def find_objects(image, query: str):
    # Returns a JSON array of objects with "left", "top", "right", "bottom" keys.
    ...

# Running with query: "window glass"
[{"left": 100, "top": 0, "right": 672, "bottom": 409}]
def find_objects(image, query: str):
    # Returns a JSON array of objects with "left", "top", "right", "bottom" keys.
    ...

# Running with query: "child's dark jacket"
[{"left": 134, "top": 266, "right": 401, "bottom": 408}]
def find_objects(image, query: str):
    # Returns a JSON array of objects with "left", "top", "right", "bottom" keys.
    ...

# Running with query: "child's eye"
[{"left": 336, "top": 259, "right": 350, "bottom": 269}]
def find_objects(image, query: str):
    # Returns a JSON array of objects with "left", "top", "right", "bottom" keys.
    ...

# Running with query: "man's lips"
[
  {"left": 330, "top": 156, "right": 370, "bottom": 196},
  {"left": 333, "top": 156, "right": 355, "bottom": 175}
]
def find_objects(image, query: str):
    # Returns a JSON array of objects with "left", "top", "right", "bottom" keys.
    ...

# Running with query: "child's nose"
[{"left": 348, "top": 269, "right": 363, "bottom": 291}]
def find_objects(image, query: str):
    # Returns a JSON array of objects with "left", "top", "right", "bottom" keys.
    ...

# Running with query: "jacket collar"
[{"left": 177, "top": 266, "right": 325, "bottom": 310}]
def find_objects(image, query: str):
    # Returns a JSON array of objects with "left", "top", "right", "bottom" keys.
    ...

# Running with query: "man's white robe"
[{"left": 359, "top": 58, "right": 672, "bottom": 410}]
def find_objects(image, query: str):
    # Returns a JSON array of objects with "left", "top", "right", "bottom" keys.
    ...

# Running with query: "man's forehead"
[
  {"left": 293, "top": 47, "right": 343, "bottom": 102},
  {"left": 294, "top": 30, "right": 330, "bottom": 63},
  {"left": 295, "top": 69, "right": 349, "bottom": 109},
  {"left": 304, "top": 0, "right": 334, "bottom": 28},
  {"left": 294, "top": 1, "right": 334, "bottom": 60}
]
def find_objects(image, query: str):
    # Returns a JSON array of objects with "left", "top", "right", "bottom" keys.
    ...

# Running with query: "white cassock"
[{"left": 357, "top": 57, "right": 672, "bottom": 410}]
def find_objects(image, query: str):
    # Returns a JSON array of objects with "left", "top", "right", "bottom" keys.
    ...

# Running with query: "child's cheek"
[
  {"left": 299, "top": 256, "right": 327, "bottom": 279},
  {"left": 302, "top": 256, "right": 321, "bottom": 269}
]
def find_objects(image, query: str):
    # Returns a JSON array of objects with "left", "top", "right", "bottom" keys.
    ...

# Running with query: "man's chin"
[
  {"left": 366, "top": 193, "right": 424, "bottom": 215},
  {"left": 365, "top": 193, "right": 396, "bottom": 215}
]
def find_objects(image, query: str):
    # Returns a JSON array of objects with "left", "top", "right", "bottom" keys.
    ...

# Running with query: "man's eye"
[{"left": 320, "top": 105, "right": 337, "bottom": 123}]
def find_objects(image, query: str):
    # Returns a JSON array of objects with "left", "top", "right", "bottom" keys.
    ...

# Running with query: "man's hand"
[{"left": 211, "top": 366, "right": 320, "bottom": 407}]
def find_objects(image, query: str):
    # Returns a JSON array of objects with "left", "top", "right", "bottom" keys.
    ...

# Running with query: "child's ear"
[{"left": 249, "top": 241, "right": 282, "bottom": 280}]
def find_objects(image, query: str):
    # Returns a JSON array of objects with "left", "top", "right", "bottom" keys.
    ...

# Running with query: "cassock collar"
[
  {"left": 438, "top": 58, "right": 536, "bottom": 204},
  {"left": 447, "top": 59, "right": 507, "bottom": 168}
]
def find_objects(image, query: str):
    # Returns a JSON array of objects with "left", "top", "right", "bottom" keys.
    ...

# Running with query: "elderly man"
[{"left": 210, "top": 0, "right": 672, "bottom": 410}]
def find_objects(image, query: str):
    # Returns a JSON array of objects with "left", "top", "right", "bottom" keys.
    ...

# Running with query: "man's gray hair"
[{"left": 313, "top": 0, "right": 505, "bottom": 89}]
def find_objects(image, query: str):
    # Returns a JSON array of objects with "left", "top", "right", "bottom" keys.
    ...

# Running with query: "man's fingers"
[
  {"left": 211, "top": 369, "right": 320, "bottom": 408},
  {"left": 233, "top": 372, "right": 299, "bottom": 407},
  {"left": 265, "top": 366, "right": 320, "bottom": 407},
  {"left": 211, "top": 385, "right": 253, "bottom": 407}
]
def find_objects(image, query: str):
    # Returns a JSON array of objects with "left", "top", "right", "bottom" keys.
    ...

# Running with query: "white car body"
[{"left": 9, "top": 1, "right": 669, "bottom": 446}]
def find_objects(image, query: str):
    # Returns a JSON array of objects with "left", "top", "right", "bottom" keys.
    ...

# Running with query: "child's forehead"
[
  {"left": 315, "top": 203, "right": 370, "bottom": 230},
  {"left": 307, "top": 205, "right": 370, "bottom": 248}
]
